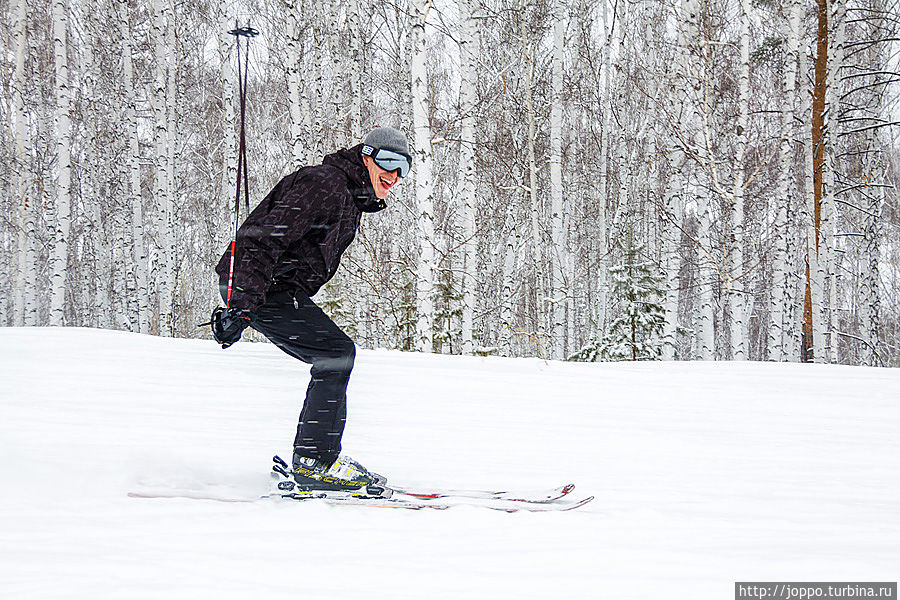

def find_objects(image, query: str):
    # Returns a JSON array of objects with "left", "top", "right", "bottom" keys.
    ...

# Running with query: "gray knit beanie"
[{"left": 362, "top": 127, "right": 410, "bottom": 157}]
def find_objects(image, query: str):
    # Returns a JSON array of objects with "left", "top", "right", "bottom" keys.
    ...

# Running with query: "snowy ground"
[{"left": 1, "top": 327, "right": 898, "bottom": 599}]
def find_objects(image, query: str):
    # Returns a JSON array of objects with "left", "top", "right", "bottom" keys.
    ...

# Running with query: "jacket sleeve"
[{"left": 227, "top": 170, "right": 338, "bottom": 313}]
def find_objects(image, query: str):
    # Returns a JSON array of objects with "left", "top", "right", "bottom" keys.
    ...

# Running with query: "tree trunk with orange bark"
[{"left": 805, "top": 0, "right": 830, "bottom": 363}]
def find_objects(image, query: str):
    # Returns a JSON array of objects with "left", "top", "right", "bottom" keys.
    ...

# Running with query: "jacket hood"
[{"left": 323, "top": 144, "right": 387, "bottom": 213}]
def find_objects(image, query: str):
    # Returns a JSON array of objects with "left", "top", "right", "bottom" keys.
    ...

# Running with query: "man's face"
[{"left": 363, "top": 155, "right": 401, "bottom": 200}]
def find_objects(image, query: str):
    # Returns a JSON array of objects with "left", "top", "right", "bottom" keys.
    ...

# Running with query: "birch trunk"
[
  {"left": 328, "top": 0, "right": 346, "bottom": 146},
  {"left": 770, "top": 0, "right": 800, "bottom": 361},
  {"left": 695, "top": 193, "right": 715, "bottom": 361},
  {"left": 50, "top": 0, "right": 71, "bottom": 326},
  {"left": 610, "top": 128, "right": 628, "bottom": 236},
  {"left": 565, "top": 198, "right": 575, "bottom": 357},
  {"left": 311, "top": 11, "right": 325, "bottom": 162},
  {"left": 823, "top": 0, "right": 845, "bottom": 363},
  {"left": 411, "top": 0, "right": 434, "bottom": 353},
  {"left": 121, "top": 0, "right": 149, "bottom": 332},
  {"left": 729, "top": 0, "right": 751, "bottom": 360},
  {"left": 168, "top": 0, "right": 181, "bottom": 333},
  {"left": 678, "top": 0, "right": 713, "bottom": 360},
  {"left": 796, "top": 39, "right": 811, "bottom": 362},
  {"left": 661, "top": 176, "right": 682, "bottom": 361},
  {"left": 152, "top": 0, "right": 174, "bottom": 336},
  {"left": 458, "top": 0, "right": 478, "bottom": 355},
  {"left": 300, "top": 17, "right": 316, "bottom": 164},
  {"left": 12, "top": 0, "right": 29, "bottom": 326},
  {"left": 549, "top": 3, "right": 566, "bottom": 359},
  {"left": 219, "top": 1, "right": 238, "bottom": 268},
  {"left": 695, "top": 8, "right": 714, "bottom": 361},
  {"left": 787, "top": 239, "right": 805, "bottom": 362},
  {"left": 84, "top": 0, "right": 110, "bottom": 328},
  {"left": 595, "top": 0, "right": 612, "bottom": 341},
  {"left": 662, "top": 0, "right": 695, "bottom": 360},
  {"left": 521, "top": 0, "right": 543, "bottom": 335},
  {"left": 24, "top": 4, "right": 40, "bottom": 327},
  {"left": 860, "top": 128, "right": 883, "bottom": 367},
  {"left": 348, "top": 0, "right": 363, "bottom": 142},
  {"left": 500, "top": 226, "right": 520, "bottom": 352},
  {"left": 606, "top": 0, "right": 626, "bottom": 237},
  {"left": 859, "top": 8, "right": 887, "bottom": 366}
]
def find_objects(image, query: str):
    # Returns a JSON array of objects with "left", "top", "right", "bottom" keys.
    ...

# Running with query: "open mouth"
[{"left": 379, "top": 176, "right": 396, "bottom": 190}]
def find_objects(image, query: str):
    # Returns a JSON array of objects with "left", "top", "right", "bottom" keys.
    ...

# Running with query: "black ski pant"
[{"left": 220, "top": 283, "right": 354, "bottom": 466}]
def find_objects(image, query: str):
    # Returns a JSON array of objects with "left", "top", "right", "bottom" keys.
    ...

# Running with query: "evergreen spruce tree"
[
  {"left": 320, "top": 280, "right": 358, "bottom": 339},
  {"left": 433, "top": 266, "right": 462, "bottom": 354},
  {"left": 567, "top": 330, "right": 602, "bottom": 362},
  {"left": 397, "top": 276, "right": 417, "bottom": 351},
  {"left": 601, "top": 236, "right": 666, "bottom": 361},
  {"left": 570, "top": 233, "right": 666, "bottom": 362}
]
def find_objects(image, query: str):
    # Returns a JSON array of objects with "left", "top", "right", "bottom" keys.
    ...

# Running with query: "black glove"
[{"left": 207, "top": 306, "right": 253, "bottom": 349}]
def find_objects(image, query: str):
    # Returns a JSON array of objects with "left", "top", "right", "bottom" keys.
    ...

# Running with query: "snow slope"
[{"left": 1, "top": 327, "right": 897, "bottom": 599}]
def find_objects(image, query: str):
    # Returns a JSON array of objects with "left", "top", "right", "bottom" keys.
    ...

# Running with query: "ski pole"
[
  {"left": 198, "top": 23, "right": 258, "bottom": 331},
  {"left": 224, "top": 23, "right": 258, "bottom": 308}
]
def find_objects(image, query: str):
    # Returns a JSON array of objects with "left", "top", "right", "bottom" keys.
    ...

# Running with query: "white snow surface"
[{"left": 1, "top": 327, "right": 898, "bottom": 599}]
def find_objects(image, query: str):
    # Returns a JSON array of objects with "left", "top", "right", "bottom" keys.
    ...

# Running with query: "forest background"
[{"left": 1, "top": 0, "right": 898, "bottom": 366}]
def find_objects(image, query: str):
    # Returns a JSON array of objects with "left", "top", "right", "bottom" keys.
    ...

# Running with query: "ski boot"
[{"left": 285, "top": 453, "right": 390, "bottom": 498}]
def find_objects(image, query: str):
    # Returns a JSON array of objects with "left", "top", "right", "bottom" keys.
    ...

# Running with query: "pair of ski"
[{"left": 268, "top": 456, "right": 593, "bottom": 512}]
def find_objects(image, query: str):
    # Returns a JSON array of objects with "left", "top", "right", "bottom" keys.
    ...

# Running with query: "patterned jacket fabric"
[{"left": 215, "top": 144, "right": 385, "bottom": 313}]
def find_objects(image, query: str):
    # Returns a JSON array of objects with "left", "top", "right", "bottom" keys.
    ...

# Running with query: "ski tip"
[
  {"left": 562, "top": 496, "right": 594, "bottom": 511},
  {"left": 561, "top": 483, "right": 576, "bottom": 495}
]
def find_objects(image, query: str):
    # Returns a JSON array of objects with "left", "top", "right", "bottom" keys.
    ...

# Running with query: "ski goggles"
[{"left": 361, "top": 145, "right": 411, "bottom": 178}]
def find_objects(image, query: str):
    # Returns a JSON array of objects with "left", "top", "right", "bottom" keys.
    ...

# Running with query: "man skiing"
[{"left": 210, "top": 127, "right": 410, "bottom": 496}]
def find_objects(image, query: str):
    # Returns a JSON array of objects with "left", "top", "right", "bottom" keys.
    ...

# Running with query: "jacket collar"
[{"left": 323, "top": 144, "right": 387, "bottom": 213}]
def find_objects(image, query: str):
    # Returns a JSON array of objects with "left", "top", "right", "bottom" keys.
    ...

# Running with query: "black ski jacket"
[{"left": 215, "top": 144, "right": 385, "bottom": 313}]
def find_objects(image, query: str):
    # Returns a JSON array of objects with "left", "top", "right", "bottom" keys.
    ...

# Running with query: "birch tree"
[
  {"left": 769, "top": 0, "right": 801, "bottom": 362},
  {"left": 166, "top": 2, "right": 180, "bottom": 330},
  {"left": 347, "top": 0, "right": 364, "bottom": 142},
  {"left": 549, "top": 0, "right": 566, "bottom": 359},
  {"left": 2, "top": 0, "right": 898, "bottom": 365},
  {"left": 822, "top": 0, "right": 846, "bottom": 364},
  {"left": 850, "top": 1, "right": 893, "bottom": 366},
  {"left": 411, "top": 0, "right": 434, "bottom": 352},
  {"left": 50, "top": 0, "right": 71, "bottom": 327},
  {"left": 150, "top": 0, "right": 173, "bottom": 335},
  {"left": 659, "top": 0, "right": 685, "bottom": 361},
  {"left": 458, "top": 0, "right": 479, "bottom": 354},
  {"left": 860, "top": 125, "right": 884, "bottom": 367},
  {"left": 120, "top": 0, "right": 149, "bottom": 333},
  {"left": 596, "top": 0, "right": 614, "bottom": 347},
  {"left": 728, "top": 0, "right": 751, "bottom": 361},
  {"left": 81, "top": 0, "right": 111, "bottom": 328},
  {"left": 520, "top": 0, "right": 543, "bottom": 337},
  {"left": 12, "top": 0, "right": 31, "bottom": 327},
  {"left": 218, "top": 0, "right": 238, "bottom": 269},
  {"left": 678, "top": 0, "right": 714, "bottom": 360},
  {"left": 310, "top": 10, "right": 325, "bottom": 162}
]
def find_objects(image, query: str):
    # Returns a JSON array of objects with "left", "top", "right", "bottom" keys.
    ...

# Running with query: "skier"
[{"left": 209, "top": 127, "right": 411, "bottom": 495}]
